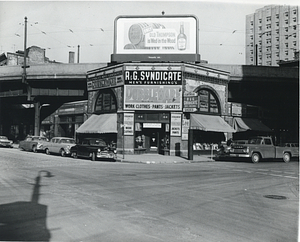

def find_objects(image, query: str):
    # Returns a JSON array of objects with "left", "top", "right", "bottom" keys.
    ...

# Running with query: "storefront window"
[
  {"left": 94, "top": 90, "right": 116, "bottom": 113},
  {"left": 198, "top": 89, "right": 220, "bottom": 114}
]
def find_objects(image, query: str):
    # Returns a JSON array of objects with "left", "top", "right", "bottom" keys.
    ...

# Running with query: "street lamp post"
[{"left": 34, "top": 103, "right": 50, "bottom": 136}]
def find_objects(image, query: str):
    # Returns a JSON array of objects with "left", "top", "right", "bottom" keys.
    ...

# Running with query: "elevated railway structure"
[
  {"left": 0, "top": 63, "right": 298, "bottom": 142},
  {"left": 0, "top": 63, "right": 105, "bottom": 138},
  {"left": 206, "top": 64, "right": 299, "bottom": 142}
]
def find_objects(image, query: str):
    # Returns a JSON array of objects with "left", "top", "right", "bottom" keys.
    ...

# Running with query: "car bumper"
[
  {"left": 97, "top": 152, "right": 116, "bottom": 159},
  {"left": 0, "top": 143, "right": 13, "bottom": 148},
  {"left": 229, "top": 154, "right": 250, "bottom": 158}
]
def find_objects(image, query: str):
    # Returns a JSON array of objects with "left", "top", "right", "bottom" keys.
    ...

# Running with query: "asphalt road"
[{"left": 0, "top": 147, "right": 298, "bottom": 242}]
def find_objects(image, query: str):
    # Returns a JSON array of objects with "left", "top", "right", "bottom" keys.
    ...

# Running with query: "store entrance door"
[{"left": 143, "top": 128, "right": 160, "bottom": 153}]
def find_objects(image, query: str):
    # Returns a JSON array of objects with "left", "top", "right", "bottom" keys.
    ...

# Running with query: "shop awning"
[
  {"left": 76, "top": 113, "right": 117, "bottom": 134},
  {"left": 233, "top": 117, "right": 272, "bottom": 132},
  {"left": 190, "top": 114, "right": 236, "bottom": 133}
]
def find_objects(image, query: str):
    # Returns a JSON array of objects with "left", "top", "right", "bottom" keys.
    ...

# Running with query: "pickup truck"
[{"left": 228, "top": 136, "right": 299, "bottom": 163}]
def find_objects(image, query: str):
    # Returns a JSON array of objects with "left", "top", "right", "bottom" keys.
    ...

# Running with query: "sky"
[{"left": 0, "top": 0, "right": 298, "bottom": 65}]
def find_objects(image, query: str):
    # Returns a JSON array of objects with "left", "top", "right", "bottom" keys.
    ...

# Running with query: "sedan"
[
  {"left": 44, "top": 137, "right": 76, "bottom": 157},
  {"left": 70, "top": 138, "right": 116, "bottom": 161},
  {"left": 19, "top": 136, "right": 49, "bottom": 152},
  {"left": 0, "top": 136, "right": 13, "bottom": 148}
]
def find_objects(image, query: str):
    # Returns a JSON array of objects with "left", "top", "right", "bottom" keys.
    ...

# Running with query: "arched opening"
[
  {"left": 197, "top": 88, "right": 221, "bottom": 115},
  {"left": 94, "top": 90, "right": 117, "bottom": 113}
]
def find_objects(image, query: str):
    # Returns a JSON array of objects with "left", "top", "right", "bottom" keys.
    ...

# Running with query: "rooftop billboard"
[{"left": 111, "top": 15, "right": 200, "bottom": 63}]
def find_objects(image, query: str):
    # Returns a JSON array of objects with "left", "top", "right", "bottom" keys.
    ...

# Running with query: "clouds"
[{"left": 0, "top": 1, "right": 297, "bottom": 64}]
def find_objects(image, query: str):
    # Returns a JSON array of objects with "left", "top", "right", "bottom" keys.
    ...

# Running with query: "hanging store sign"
[
  {"left": 143, "top": 123, "right": 162, "bottom": 128},
  {"left": 111, "top": 15, "right": 200, "bottom": 62},
  {"left": 183, "top": 95, "right": 198, "bottom": 112}
]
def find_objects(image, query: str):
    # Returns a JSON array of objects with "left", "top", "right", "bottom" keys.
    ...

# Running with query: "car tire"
[
  {"left": 251, "top": 152, "right": 260, "bottom": 163},
  {"left": 32, "top": 145, "right": 37, "bottom": 153},
  {"left": 283, "top": 152, "right": 291, "bottom": 163},
  {"left": 91, "top": 152, "right": 96, "bottom": 161},
  {"left": 45, "top": 148, "right": 50, "bottom": 155},
  {"left": 60, "top": 149, "right": 66, "bottom": 157},
  {"left": 72, "top": 152, "right": 78, "bottom": 159}
]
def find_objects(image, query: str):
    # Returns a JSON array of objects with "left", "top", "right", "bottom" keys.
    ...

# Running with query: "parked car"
[
  {"left": 0, "top": 136, "right": 13, "bottom": 148},
  {"left": 228, "top": 136, "right": 299, "bottom": 163},
  {"left": 19, "top": 136, "right": 49, "bottom": 152},
  {"left": 44, "top": 137, "right": 76, "bottom": 157},
  {"left": 70, "top": 138, "right": 117, "bottom": 161}
]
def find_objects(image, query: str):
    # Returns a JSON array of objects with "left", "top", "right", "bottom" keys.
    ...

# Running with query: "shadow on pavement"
[{"left": 0, "top": 170, "right": 54, "bottom": 241}]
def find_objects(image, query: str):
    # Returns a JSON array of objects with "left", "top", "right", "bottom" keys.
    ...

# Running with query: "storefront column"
[{"left": 34, "top": 101, "right": 40, "bottom": 136}]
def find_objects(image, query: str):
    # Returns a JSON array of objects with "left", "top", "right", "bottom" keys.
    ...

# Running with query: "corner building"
[{"left": 81, "top": 62, "right": 234, "bottom": 159}]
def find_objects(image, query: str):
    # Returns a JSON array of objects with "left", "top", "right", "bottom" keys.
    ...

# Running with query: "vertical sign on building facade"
[
  {"left": 123, "top": 112, "right": 134, "bottom": 135},
  {"left": 182, "top": 115, "right": 189, "bottom": 140},
  {"left": 171, "top": 112, "right": 182, "bottom": 136}
]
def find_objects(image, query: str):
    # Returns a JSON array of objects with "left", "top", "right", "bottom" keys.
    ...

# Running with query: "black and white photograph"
[{"left": 0, "top": 0, "right": 299, "bottom": 241}]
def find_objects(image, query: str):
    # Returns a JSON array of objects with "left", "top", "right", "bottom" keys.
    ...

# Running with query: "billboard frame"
[{"left": 111, "top": 15, "right": 200, "bottom": 63}]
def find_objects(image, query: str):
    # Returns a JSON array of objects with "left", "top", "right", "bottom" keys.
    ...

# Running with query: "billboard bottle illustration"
[{"left": 177, "top": 22, "right": 187, "bottom": 50}]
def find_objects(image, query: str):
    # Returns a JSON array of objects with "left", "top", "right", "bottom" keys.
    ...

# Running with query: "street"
[{"left": 0, "top": 147, "right": 298, "bottom": 242}]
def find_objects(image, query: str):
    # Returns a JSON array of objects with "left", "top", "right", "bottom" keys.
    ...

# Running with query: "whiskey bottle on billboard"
[{"left": 177, "top": 22, "right": 187, "bottom": 50}]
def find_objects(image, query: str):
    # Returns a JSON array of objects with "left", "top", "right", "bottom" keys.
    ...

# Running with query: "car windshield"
[
  {"left": 0, "top": 136, "right": 8, "bottom": 140},
  {"left": 88, "top": 139, "right": 106, "bottom": 146},
  {"left": 248, "top": 138, "right": 262, "bottom": 144}
]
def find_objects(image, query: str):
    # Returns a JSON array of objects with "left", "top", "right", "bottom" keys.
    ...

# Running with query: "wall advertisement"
[
  {"left": 87, "top": 66, "right": 124, "bottom": 91},
  {"left": 171, "top": 113, "right": 182, "bottom": 136},
  {"left": 115, "top": 16, "right": 197, "bottom": 54},
  {"left": 123, "top": 112, "right": 134, "bottom": 135},
  {"left": 112, "top": 15, "right": 200, "bottom": 62},
  {"left": 182, "top": 115, "right": 190, "bottom": 140}
]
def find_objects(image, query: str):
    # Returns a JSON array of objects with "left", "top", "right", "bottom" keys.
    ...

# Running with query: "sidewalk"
[{"left": 116, "top": 153, "right": 214, "bottom": 164}]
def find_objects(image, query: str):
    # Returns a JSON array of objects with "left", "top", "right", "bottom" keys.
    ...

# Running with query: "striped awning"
[
  {"left": 233, "top": 117, "right": 272, "bottom": 132},
  {"left": 76, "top": 113, "right": 117, "bottom": 134},
  {"left": 190, "top": 114, "right": 236, "bottom": 133}
]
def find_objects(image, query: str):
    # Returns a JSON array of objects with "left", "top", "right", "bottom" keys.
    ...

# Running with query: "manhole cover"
[{"left": 264, "top": 195, "right": 287, "bottom": 200}]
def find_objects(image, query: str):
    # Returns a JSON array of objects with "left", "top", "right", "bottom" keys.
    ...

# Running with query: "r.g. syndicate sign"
[{"left": 124, "top": 70, "right": 182, "bottom": 85}]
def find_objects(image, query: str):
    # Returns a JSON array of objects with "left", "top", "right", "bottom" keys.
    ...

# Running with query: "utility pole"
[
  {"left": 22, "top": 16, "right": 28, "bottom": 84},
  {"left": 255, "top": 44, "right": 258, "bottom": 66},
  {"left": 77, "top": 45, "right": 80, "bottom": 63}
]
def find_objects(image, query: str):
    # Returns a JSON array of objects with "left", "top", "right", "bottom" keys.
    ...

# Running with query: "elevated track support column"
[{"left": 34, "top": 101, "right": 40, "bottom": 136}]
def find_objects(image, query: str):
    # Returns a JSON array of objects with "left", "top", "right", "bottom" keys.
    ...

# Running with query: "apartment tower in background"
[{"left": 246, "top": 5, "right": 299, "bottom": 66}]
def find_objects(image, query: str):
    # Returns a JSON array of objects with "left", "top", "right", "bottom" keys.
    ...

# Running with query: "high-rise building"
[{"left": 245, "top": 5, "right": 299, "bottom": 66}]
